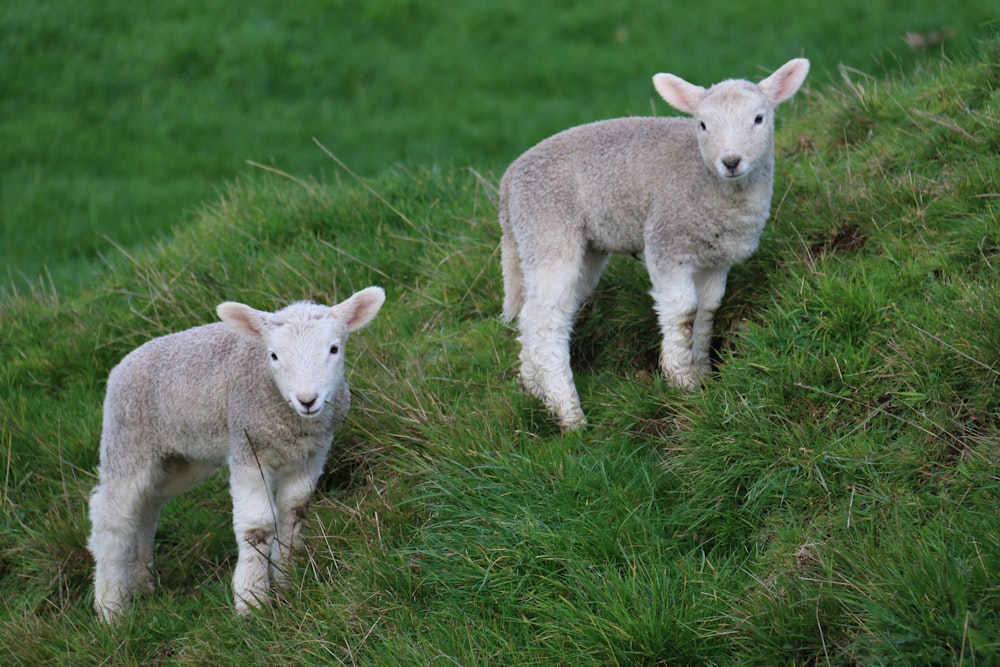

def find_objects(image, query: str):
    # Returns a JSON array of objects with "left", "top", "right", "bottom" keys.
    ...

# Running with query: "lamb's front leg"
[
  {"left": 229, "top": 463, "right": 278, "bottom": 615},
  {"left": 270, "top": 452, "right": 325, "bottom": 588},
  {"left": 648, "top": 262, "right": 702, "bottom": 389},
  {"left": 691, "top": 266, "right": 730, "bottom": 376}
]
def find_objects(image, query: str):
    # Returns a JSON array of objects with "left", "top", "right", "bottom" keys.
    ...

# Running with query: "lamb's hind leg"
[
  {"left": 518, "top": 251, "right": 605, "bottom": 430},
  {"left": 133, "top": 457, "right": 219, "bottom": 594},
  {"left": 132, "top": 497, "right": 166, "bottom": 595},
  {"left": 88, "top": 463, "right": 159, "bottom": 622}
]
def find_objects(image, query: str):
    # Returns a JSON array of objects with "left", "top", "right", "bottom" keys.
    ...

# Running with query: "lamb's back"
[
  {"left": 504, "top": 118, "right": 705, "bottom": 251},
  {"left": 101, "top": 323, "right": 250, "bottom": 465},
  {"left": 505, "top": 116, "right": 771, "bottom": 264},
  {"left": 508, "top": 116, "right": 702, "bottom": 198}
]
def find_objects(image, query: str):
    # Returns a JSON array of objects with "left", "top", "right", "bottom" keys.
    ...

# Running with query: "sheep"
[
  {"left": 499, "top": 58, "right": 809, "bottom": 430},
  {"left": 87, "top": 287, "right": 385, "bottom": 622}
]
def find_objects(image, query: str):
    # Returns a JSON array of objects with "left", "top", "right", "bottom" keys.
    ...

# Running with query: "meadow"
[
  {"left": 2, "top": 0, "right": 996, "bottom": 291},
  {"left": 2, "top": 1, "right": 1000, "bottom": 665}
]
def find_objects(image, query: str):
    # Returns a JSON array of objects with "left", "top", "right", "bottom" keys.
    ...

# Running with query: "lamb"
[
  {"left": 499, "top": 58, "right": 809, "bottom": 430},
  {"left": 87, "top": 287, "right": 385, "bottom": 622}
]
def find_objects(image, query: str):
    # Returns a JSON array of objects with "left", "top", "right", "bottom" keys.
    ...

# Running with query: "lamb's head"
[
  {"left": 217, "top": 287, "right": 385, "bottom": 418},
  {"left": 653, "top": 58, "right": 809, "bottom": 181}
]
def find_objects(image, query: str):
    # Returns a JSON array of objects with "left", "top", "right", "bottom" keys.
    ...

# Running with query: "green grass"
[
  {"left": 3, "top": 34, "right": 1000, "bottom": 664},
  {"left": 2, "top": 0, "right": 997, "bottom": 291},
  {"left": 3, "top": 3, "right": 1000, "bottom": 665}
]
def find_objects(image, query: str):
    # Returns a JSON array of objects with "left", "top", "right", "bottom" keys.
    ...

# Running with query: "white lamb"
[
  {"left": 499, "top": 58, "right": 809, "bottom": 430},
  {"left": 88, "top": 287, "right": 385, "bottom": 622}
]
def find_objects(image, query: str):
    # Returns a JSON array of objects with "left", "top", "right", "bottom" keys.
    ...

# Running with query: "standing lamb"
[
  {"left": 499, "top": 58, "right": 809, "bottom": 430},
  {"left": 88, "top": 287, "right": 385, "bottom": 622}
]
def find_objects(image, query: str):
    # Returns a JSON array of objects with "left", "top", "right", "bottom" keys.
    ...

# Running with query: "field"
[
  {"left": 2, "top": 0, "right": 997, "bottom": 291},
  {"left": 2, "top": 2, "right": 1000, "bottom": 665}
]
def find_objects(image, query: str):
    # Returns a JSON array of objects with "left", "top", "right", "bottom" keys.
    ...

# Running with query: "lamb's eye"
[
  {"left": 270, "top": 352, "right": 278, "bottom": 361},
  {"left": 754, "top": 114, "right": 764, "bottom": 125},
  {"left": 330, "top": 345, "right": 340, "bottom": 355},
  {"left": 699, "top": 121, "right": 707, "bottom": 131}
]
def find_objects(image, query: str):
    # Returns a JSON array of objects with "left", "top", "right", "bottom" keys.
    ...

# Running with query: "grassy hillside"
[
  {"left": 2, "top": 0, "right": 997, "bottom": 291},
  {"left": 2, "top": 33, "right": 999, "bottom": 667}
]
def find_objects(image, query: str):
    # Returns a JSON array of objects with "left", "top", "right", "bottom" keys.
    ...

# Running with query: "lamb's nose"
[
  {"left": 722, "top": 156, "right": 742, "bottom": 173},
  {"left": 298, "top": 394, "right": 318, "bottom": 410}
]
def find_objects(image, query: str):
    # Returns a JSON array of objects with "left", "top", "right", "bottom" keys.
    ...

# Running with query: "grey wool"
[
  {"left": 88, "top": 287, "right": 385, "bottom": 622},
  {"left": 499, "top": 58, "right": 809, "bottom": 430}
]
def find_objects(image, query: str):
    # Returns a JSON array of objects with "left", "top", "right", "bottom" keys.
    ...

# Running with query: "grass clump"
[{"left": 2, "top": 34, "right": 1000, "bottom": 666}]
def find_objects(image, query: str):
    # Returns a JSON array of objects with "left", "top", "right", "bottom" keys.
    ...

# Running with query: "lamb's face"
[
  {"left": 653, "top": 59, "right": 808, "bottom": 183},
  {"left": 263, "top": 312, "right": 348, "bottom": 419},
  {"left": 217, "top": 288, "right": 385, "bottom": 420},
  {"left": 694, "top": 82, "right": 774, "bottom": 181}
]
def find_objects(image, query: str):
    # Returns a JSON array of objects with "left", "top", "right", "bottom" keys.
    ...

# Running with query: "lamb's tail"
[{"left": 498, "top": 175, "right": 523, "bottom": 323}]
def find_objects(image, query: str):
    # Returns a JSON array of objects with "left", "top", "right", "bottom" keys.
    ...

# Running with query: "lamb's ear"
[
  {"left": 334, "top": 286, "right": 386, "bottom": 332},
  {"left": 652, "top": 73, "right": 705, "bottom": 115},
  {"left": 217, "top": 302, "right": 269, "bottom": 340},
  {"left": 759, "top": 58, "right": 809, "bottom": 105}
]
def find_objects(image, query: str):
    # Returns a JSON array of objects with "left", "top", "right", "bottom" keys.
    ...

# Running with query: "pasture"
[{"left": 1, "top": 2, "right": 998, "bottom": 664}]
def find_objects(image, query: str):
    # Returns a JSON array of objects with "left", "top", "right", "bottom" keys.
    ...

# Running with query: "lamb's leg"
[
  {"left": 575, "top": 250, "right": 610, "bottom": 306},
  {"left": 518, "top": 301, "right": 582, "bottom": 429},
  {"left": 691, "top": 266, "right": 730, "bottom": 376},
  {"left": 648, "top": 262, "right": 702, "bottom": 389},
  {"left": 132, "top": 497, "right": 166, "bottom": 594},
  {"left": 229, "top": 463, "right": 277, "bottom": 615},
  {"left": 270, "top": 455, "right": 324, "bottom": 588},
  {"left": 517, "top": 253, "right": 603, "bottom": 430},
  {"left": 88, "top": 468, "right": 157, "bottom": 623},
  {"left": 133, "top": 458, "right": 218, "bottom": 594}
]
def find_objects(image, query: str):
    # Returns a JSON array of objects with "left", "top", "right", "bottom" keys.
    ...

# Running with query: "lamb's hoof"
[
  {"left": 134, "top": 566, "right": 157, "bottom": 594},
  {"left": 94, "top": 600, "right": 127, "bottom": 624},
  {"left": 556, "top": 408, "right": 587, "bottom": 432},
  {"left": 234, "top": 589, "right": 270, "bottom": 617},
  {"left": 662, "top": 367, "right": 702, "bottom": 391}
]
